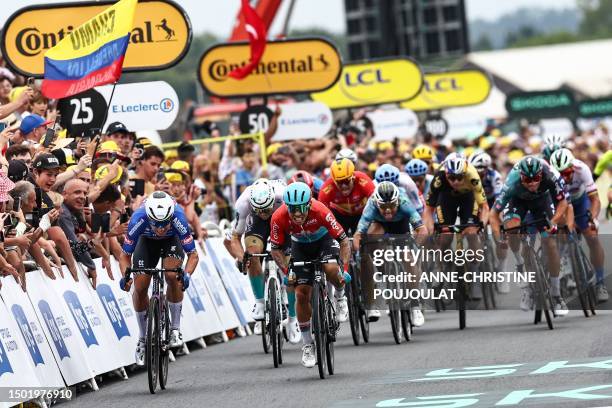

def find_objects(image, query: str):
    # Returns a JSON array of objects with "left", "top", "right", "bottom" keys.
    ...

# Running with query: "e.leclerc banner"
[{"left": 311, "top": 58, "right": 423, "bottom": 109}]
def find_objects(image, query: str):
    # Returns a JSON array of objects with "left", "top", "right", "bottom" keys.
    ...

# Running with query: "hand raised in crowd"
[
  {"left": 0, "top": 260, "right": 21, "bottom": 291},
  {"left": 111, "top": 219, "right": 128, "bottom": 236},
  {"left": 17, "top": 87, "right": 33, "bottom": 107},
  {"left": 12, "top": 233, "right": 32, "bottom": 252},
  {"left": 87, "top": 267, "right": 97, "bottom": 289},
  {"left": 77, "top": 153, "right": 93, "bottom": 171},
  {"left": 102, "top": 256, "right": 114, "bottom": 281}
]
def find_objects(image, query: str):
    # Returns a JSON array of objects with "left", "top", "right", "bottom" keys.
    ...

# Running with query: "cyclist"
[
  {"left": 423, "top": 153, "right": 489, "bottom": 234},
  {"left": 289, "top": 170, "right": 322, "bottom": 199},
  {"left": 550, "top": 149, "right": 608, "bottom": 302},
  {"left": 374, "top": 164, "right": 423, "bottom": 214},
  {"left": 223, "top": 178, "right": 301, "bottom": 343},
  {"left": 541, "top": 134, "right": 566, "bottom": 163},
  {"left": 119, "top": 191, "right": 199, "bottom": 365},
  {"left": 405, "top": 158, "right": 433, "bottom": 198},
  {"left": 269, "top": 182, "right": 350, "bottom": 368},
  {"left": 353, "top": 181, "right": 428, "bottom": 326},
  {"left": 318, "top": 158, "right": 375, "bottom": 235},
  {"left": 412, "top": 144, "right": 436, "bottom": 173},
  {"left": 336, "top": 148, "right": 358, "bottom": 166},
  {"left": 489, "top": 156, "right": 570, "bottom": 315}
]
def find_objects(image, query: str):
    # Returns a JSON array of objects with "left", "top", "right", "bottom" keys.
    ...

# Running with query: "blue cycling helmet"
[
  {"left": 405, "top": 159, "right": 428, "bottom": 177},
  {"left": 375, "top": 164, "right": 400, "bottom": 185},
  {"left": 283, "top": 181, "right": 311, "bottom": 206}
]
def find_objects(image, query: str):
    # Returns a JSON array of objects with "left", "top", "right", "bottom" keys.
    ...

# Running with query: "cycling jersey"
[
  {"left": 564, "top": 159, "right": 597, "bottom": 202},
  {"left": 122, "top": 204, "right": 196, "bottom": 254},
  {"left": 313, "top": 176, "right": 323, "bottom": 199},
  {"left": 356, "top": 191, "right": 423, "bottom": 234},
  {"left": 594, "top": 150, "right": 612, "bottom": 177},
  {"left": 318, "top": 171, "right": 375, "bottom": 216},
  {"left": 426, "top": 163, "right": 486, "bottom": 207},
  {"left": 231, "top": 179, "right": 286, "bottom": 235},
  {"left": 422, "top": 174, "right": 434, "bottom": 197},
  {"left": 270, "top": 199, "right": 347, "bottom": 246},
  {"left": 493, "top": 163, "right": 568, "bottom": 212},
  {"left": 482, "top": 168, "right": 503, "bottom": 202},
  {"left": 373, "top": 173, "right": 423, "bottom": 214}
]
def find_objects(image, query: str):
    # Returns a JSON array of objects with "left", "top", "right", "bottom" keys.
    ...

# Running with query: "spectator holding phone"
[{"left": 130, "top": 145, "right": 165, "bottom": 202}]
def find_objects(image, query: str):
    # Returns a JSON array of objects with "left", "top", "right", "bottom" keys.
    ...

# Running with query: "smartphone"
[
  {"left": 42, "top": 128, "right": 55, "bottom": 148},
  {"left": 92, "top": 212, "right": 111, "bottom": 233},
  {"left": 129, "top": 179, "right": 145, "bottom": 198},
  {"left": 120, "top": 212, "right": 129, "bottom": 224},
  {"left": 53, "top": 114, "right": 62, "bottom": 132},
  {"left": 156, "top": 171, "right": 166, "bottom": 183},
  {"left": 13, "top": 198, "right": 21, "bottom": 213}
]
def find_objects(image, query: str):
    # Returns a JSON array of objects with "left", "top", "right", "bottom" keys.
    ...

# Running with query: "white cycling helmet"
[
  {"left": 543, "top": 133, "right": 566, "bottom": 148},
  {"left": 549, "top": 148, "right": 574, "bottom": 172},
  {"left": 335, "top": 148, "right": 358, "bottom": 165},
  {"left": 443, "top": 152, "right": 467, "bottom": 175},
  {"left": 145, "top": 191, "right": 175, "bottom": 226},
  {"left": 249, "top": 178, "right": 275, "bottom": 211},
  {"left": 468, "top": 150, "right": 492, "bottom": 171}
]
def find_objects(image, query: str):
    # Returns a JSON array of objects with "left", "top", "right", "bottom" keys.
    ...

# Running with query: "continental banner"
[
  {"left": 401, "top": 69, "right": 492, "bottom": 111},
  {"left": 310, "top": 58, "right": 423, "bottom": 109},
  {"left": 1, "top": 0, "right": 192, "bottom": 77},
  {"left": 198, "top": 38, "right": 342, "bottom": 98}
]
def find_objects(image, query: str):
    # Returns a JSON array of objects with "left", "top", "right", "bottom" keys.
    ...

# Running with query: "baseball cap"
[
  {"left": 51, "top": 148, "right": 76, "bottom": 166},
  {"left": 106, "top": 121, "right": 129, "bottom": 135},
  {"left": 266, "top": 143, "right": 282, "bottom": 157},
  {"left": 7, "top": 160, "right": 29, "bottom": 183},
  {"left": 32, "top": 153, "right": 61, "bottom": 170},
  {"left": 20, "top": 114, "right": 51, "bottom": 135}
]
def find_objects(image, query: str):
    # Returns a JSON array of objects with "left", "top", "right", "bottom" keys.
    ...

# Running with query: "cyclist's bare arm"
[
  {"left": 339, "top": 237, "right": 350, "bottom": 269},
  {"left": 551, "top": 199, "right": 568, "bottom": 225},
  {"left": 184, "top": 250, "right": 199, "bottom": 275},
  {"left": 224, "top": 233, "right": 245, "bottom": 260},
  {"left": 119, "top": 251, "right": 131, "bottom": 278},
  {"left": 271, "top": 248, "right": 288, "bottom": 272}
]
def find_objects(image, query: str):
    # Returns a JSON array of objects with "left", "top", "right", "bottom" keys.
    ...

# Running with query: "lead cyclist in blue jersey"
[{"left": 119, "top": 191, "right": 199, "bottom": 366}]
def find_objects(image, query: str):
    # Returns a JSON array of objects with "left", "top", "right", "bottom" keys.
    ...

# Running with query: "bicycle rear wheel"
[
  {"left": 146, "top": 297, "right": 160, "bottom": 394},
  {"left": 261, "top": 296, "right": 271, "bottom": 354},
  {"left": 535, "top": 264, "right": 554, "bottom": 330},
  {"left": 389, "top": 301, "right": 402, "bottom": 344},
  {"left": 401, "top": 306, "right": 412, "bottom": 341},
  {"left": 577, "top": 245, "right": 597, "bottom": 315},
  {"left": 159, "top": 298, "right": 170, "bottom": 390},
  {"left": 347, "top": 268, "right": 360, "bottom": 346},
  {"left": 312, "top": 282, "right": 327, "bottom": 379},
  {"left": 325, "top": 297, "right": 335, "bottom": 375},
  {"left": 570, "top": 243, "right": 589, "bottom": 317}
]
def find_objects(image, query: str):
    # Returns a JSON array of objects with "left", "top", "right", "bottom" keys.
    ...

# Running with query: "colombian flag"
[{"left": 41, "top": 0, "right": 137, "bottom": 99}]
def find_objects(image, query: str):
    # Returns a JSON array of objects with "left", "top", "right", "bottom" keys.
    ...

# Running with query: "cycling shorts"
[
  {"left": 132, "top": 235, "right": 184, "bottom": 269},
  {"left": 290, "top": 234, "right": 339, "bottom": 286},
  {"left": 332, "top": 209, "right": 360, "bottom": 236},
  {"left": 434, "top": 190, "right": 479, "bottom": 225}
]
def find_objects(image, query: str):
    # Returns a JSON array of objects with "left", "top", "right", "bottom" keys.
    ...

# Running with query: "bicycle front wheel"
[
  {"left": 159, "top": 298, "right": 170, "bottom": 389},
  {"left": 146, "top": 297, "right": 160, "bottom": 394},
  {"left": 269, "top": 283, "right": 280, "bottom": 368},
  {"left": 347, "top": 266, "right": 361, "bottom": 346},
  {"left": 312, "top": 281, "right": 327, "bottom": 379}
]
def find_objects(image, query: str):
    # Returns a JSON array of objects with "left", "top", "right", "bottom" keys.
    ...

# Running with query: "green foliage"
[{"left": 473, "top": 34, "right": 493, "bottom": 51}]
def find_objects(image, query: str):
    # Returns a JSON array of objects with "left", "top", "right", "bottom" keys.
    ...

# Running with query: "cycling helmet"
[
  {"left": 541, "top": 143, "right": 562, "bottom": 161},
  {"left": 543, "top": 134, "right": 565, "bottom": 148},
  {"left": 283, "top": 182, "right": 311, "bottom": 206},
  {"left": 289, "top": 170, "right": 314, "bottom": 191},
  {"left": 405, "top": 159, "right": 428, "bottom": 177},
  {"left": 330, "top": 158, "right": 355, "bottom": 182},
  {"left": 249, "top": 178, "right": 275, "bottom": 211},
  {"left": 443, "top": 152, "right": 467, "bottom": 175},
  {"left": 374, "top": 164, "right": 400, "bottom": 185},
  {"left": 374, "top": 181, "right": 399, "bottom": 206},
  {"left": 550, "top": 148, "right": 574, "bottom": 172},
  {"left": 145, "top": 191, "right": 175, "bottom": 226},
  {"left": 412, "top": 144, "right": 434, "bottom": 160},
  {"left": 468, "top": 150, "right": 492, "bottom": 171},
  {"left": 518, "top": 156, "right": 543, "bottom": 178},
  {"left": 335, "top": 148, "right": 358, "bottom": 165}
]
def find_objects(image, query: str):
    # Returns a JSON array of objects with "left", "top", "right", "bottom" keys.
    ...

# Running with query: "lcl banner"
[
  {"left": 401, "top": 69, "right": 492, "bottom": 111},
  {"left": 1, "top": 0, "right": 192, "bottom": 77},
  {"left": 311, "top": 58, "right": 423, "bottom": 109}
]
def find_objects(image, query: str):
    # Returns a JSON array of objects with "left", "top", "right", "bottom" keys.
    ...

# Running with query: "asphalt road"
[{"left": 60, "top": 223, "right": 612, "bottom": 408}]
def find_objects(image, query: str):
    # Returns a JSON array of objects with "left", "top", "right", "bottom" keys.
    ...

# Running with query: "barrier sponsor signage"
[
  {"left": 401, "top": 69, "right": 492, "bottom": 111},
  {"left": 505, "top": 90, "right": 576, "bottom": 119},
  {"left": 1, "top": 0, "right": 192, "bottom": 77},
  {"left": 239, "top": 105, "right": 274, "bottom": 135},
  {"left": 186, "top": 260, "right": 225, "bottom": 336},
  {"left": 272, "top": 102, "right": 333, "bottom": 141},
  {"left": 58, "top": 81, "right": 179, "bottom": 135},
  {"left": 443, "top": 113, "right": 487, "bottom": 140},
  {"left": 539, "top": 118, "right": 574, "bottom": 139},
  {"left": 1, "top": 277, "right": 68, "bottom": 388},
  {"left": 367, "top": 109, "right": 419, "bottom": 141},
  {"left": 578, "top": 97, "right": 612, "bottom": 118},
  {"left": 311, "top": 58, "right": 423, "bottom": 109},
  {"left": 199, "top": 38, "right": 342, "bottom": 98}
]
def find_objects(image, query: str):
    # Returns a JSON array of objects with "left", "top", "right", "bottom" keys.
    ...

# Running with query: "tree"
[
  {"left": 473, "top": 34, "right": 493, "bottom": 51},
  {"left": 578, "top": 0, "right": 612, "bottom": 38}
]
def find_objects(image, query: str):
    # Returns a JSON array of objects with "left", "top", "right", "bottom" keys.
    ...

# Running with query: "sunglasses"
[
  {"left": 334, "top": 178, "right": 353, "bottom": 187},
  {"left": 288, "top": 204, "right": 310, "bottom": 214},
  {"left": 520, "top": 173, "right": 542, "bottom": 184},
  {"left": 254, "top": 207, "right": 273, "bottom": 217},
  {"left": 378, "top": 202, "right": 398, "bottom": 212},
  {"left": 447, "top": 174, "right": 464, "bottom": 182}
]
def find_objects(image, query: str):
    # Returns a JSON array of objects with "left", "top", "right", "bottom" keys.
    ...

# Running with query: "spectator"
[
  {"left": 5, "top": 144, "right": 32, "bottom": 166},
  {"left": 19, "top": 114, "right": 50, "bottom": 145},
  {"left": 131, "top": 145, "right": 165, "bottom": 196},
  {"left": 0, "top": 77, "right": 12, "bottom": 105},
  {"left": 104, "top": 121, "right": 132, "bottom": 156},
  {"left": 7, "top": 160, "right": 29, "bottom": 183},
  {"left": 235, "top": 149, "right": 258, "bottom": 195},
  {"left": 177, "top": 141, "right": 196, "bottom": 167}
]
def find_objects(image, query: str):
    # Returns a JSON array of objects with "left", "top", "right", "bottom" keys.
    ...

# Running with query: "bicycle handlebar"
[
  {"left": 501, "top": 218, "right": 550, "bottom": 233},
  {"left": 435, "top": 222, "right": 483, "bottom": 233},
  {"left": 292, "top": 259, "right": 338, "bottom": 267},
  {"left": 125, "top": 267, "right": 183, "bottom": 277}
]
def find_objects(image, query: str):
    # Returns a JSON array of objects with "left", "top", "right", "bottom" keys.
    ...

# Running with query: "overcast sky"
[{"left": 2, "top": 0, "right": 577, "bottom": 37}]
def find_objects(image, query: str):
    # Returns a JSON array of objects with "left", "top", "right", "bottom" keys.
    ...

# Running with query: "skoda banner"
[
  {"left": 505, "top": 90, "right": 576, "bottom": 119},
  {"left": 1, "top": 0, "right": 192, "bottom": 77},
  {"left": 58, "top": 81, "right": 179, "bottom": 135},
  {"left": 272, "top": 102, "right": 333, "bottom": 141},
  {"left": 578, "top": 97, "right": 612, "bottom": 118},
  {"left": 311, "top": 58, "right": 423, "bottom": 109},
  {"left": 199, "top": 38, "right": 342, "bottom": 98},
  {"left": 401, "top": 69, "right": 492, "bottom": 111},
  {"left": 367, "top": 109, "right": 419, "bottom": 141}
]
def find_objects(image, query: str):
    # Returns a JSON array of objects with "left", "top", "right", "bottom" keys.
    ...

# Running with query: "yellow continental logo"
[
  {"left": 311, "top": 58, "right": 423, "bottom": 109},
  {"left": 198, "top": 38, "right": 342, "bottom": 97},
  {"left": 1, "top": 0, "right": 192, "bottom": 77},
  {"left": 401, "top": 70, "right": 492, "bottom": 111}
]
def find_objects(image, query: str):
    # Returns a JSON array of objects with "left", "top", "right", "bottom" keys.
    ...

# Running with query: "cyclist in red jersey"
[
  {"left": 318, "top": 158, "right": 375, "bottom": 235},
  {"left": 270, "top": 182, "right": 351, "bottom": 368}
]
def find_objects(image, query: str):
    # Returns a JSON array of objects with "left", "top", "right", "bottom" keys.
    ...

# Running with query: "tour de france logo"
[
  {"left": 156, "top": 18, "right": 175, "bottom": 41},
  {"left": 160, "top": 98, "right": 175, "bottom": 113}
]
